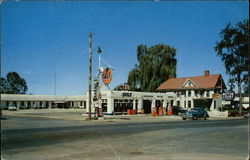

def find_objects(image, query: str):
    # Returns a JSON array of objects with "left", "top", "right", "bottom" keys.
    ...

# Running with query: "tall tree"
[
  {"left": 128, "top": 44, "right": 177, "bottom": 92},
  {"left": 0, "top": 72, "right": 28, "bottom": 94},
  {"left": 215, "top": 19, "right": 249, "bottom": 115},
  {"left": 0, "top": 78, "right": 9, "bottom": 93}
]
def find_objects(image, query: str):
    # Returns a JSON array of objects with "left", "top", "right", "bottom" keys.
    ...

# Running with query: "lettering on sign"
[
  {"left": 102, "top": 68, "right": 112, "bottom": 85},
  {"left": 144, "top": 95, "right": 153, "bottom": 98},
  {"left": 122, "top": 93, "right": 132, "bottom": 97}
]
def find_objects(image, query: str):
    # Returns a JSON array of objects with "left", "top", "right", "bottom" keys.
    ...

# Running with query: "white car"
[{"left": 8, "top": 106, "right": 18, "bottom": 111}]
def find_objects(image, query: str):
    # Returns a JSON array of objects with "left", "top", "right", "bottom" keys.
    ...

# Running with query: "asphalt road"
[{"left": 1, "top": 116, "right": 249, "bottom": 160}]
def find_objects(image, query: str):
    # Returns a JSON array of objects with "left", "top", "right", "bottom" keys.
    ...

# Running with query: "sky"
[{"left": 1, "top": 1, "right": 249, "bottom": 95}]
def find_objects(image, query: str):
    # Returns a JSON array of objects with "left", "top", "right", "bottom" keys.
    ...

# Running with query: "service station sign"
[{"left": 102, "top": 67, "right": 112, "bottom": 85}]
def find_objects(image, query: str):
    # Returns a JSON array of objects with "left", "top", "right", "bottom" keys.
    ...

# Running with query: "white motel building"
[{"left": 0, "top": 94, "right": 87, "bottom": 109}]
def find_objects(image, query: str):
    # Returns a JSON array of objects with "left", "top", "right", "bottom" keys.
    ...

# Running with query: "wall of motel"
[
  {"left": 1, "top": 94, "right": 86, "bottom": 109},
  {"left": 86, "top": 90, "right": 176, "bottom": 114}
]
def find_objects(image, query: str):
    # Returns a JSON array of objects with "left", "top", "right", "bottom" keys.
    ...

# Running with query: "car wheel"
[
  {"left": 204, "top": 114, "right": 207, "bottom": 120},
  {"left": 182, "top": 117, "right": 186, "bottom": 120}
]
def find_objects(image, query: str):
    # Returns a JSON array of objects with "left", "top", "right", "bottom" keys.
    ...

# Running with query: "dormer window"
[{"left": 181, "top": 79, "right": 197, "bottom": 88}]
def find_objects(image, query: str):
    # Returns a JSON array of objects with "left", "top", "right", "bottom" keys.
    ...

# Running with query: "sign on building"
[
  {"left": 222, "top": 90, "right": 235, "bottom": 101},
  {"left": 212, "top": 93, "right": 221, "bottom": 99}
]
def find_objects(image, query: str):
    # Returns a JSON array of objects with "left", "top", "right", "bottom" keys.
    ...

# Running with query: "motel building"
[{"left": 0, "top": 94, "right": 87, "bottom": 109}]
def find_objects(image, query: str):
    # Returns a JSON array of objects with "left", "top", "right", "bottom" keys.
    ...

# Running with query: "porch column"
[
  {"left": 138, "top": 98, "right": 143, "bottom": 113},
  {"left": 133, "top": 99, "right": 136, "bottom": 110},
  {"left": 151, "top": 99, "right": 156, "bottom": 112},
  {"left": 49, "top": 102, "right": 52, "bottom": 109},
  {"left": 107, "top": 98, "right": 114, "bottom": 114},
  {"left": 163, "top": 99, "right": 167, "bottom": 108}
]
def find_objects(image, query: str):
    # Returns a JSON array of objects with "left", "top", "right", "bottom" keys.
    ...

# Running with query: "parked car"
[
  {"left": 181, "top": 108, "right": 209, "bottom": 120},
  {"left": 8, "top": 106, "right": 18, "bottom": 111},
  {"left": 172, "top": 106, "right": 187, "bottom": 115}
]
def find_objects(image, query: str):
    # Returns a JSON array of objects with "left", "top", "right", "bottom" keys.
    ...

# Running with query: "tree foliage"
[
  {"left": 215, "top": 19, "right": 249, "bottom": 114},
  {"left": 114, "top": 83, "right": 130, "bottom": 91},
  {"left": 128, "top": 44, "right": 177, "bottom": 92},
  {"left": 0, "top": 72, "right": 28, "bottom": 94}
]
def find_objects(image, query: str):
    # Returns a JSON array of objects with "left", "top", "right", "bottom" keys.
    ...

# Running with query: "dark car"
[
  {"left": 172, "top": 106, "right": 187, "bottom": 115},
  {"left": 182, "top": 108, "right": 209, "bottom": 120}
]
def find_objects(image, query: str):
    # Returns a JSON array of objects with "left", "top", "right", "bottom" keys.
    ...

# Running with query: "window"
[
  {"left": 201, "top": 90, "right": 205, "bottom": 97},
  {"left": 28, "top": 101, "right": 31, "bottom": 107},
  {"left": 195, "top": 91, "right": 198, "bottom": 97},
  {"left": 177, "top": 101, "right": 180, "bottom": 107},
  {"left": 206, "top": 91, "right": 210, "bottom": 97},
  {"left": 188, "top": 101, "right": 191, "bottom": 108},
  {"left": 188, "top": 82, "right": 192, "bottom": 86},
  {"left": 21, "top": 101, "right": 24, "bottom": 106},
  {"left": 40, "top": 102, "right": 43, "bottom": 106},
  {"left": 177, "top": 91, "right": 180, "bottom": 96},
  {"left": 188, "top": 90, "right": 191, "bottom": 97},
  {"left": 6, "top": 101, "right": 9, "bottom": 106}
]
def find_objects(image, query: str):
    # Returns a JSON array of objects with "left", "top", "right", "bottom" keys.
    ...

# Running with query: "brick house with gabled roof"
[{"left": 156, "top": 70, "right": 226, "bottom": 110}]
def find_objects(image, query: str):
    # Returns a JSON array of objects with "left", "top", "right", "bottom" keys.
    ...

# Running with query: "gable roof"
[{"left": 156, "top": 74, "right": 223, "bottom": 91}]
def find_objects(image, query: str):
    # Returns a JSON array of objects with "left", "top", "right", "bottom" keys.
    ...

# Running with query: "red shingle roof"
[{"left": 156, "top": 74, "right": 221, "bottom": 90}]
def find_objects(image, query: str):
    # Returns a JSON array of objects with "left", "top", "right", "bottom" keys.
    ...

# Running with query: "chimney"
[
  {"left": 204, "top": 70, "right": 209, "bottom": 76},
  {"left": 168, "top": 74, "right": 172, "bottom": 79}
]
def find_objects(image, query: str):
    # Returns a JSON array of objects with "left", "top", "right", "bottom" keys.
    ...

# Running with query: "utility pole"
[
  {"left": 88, "top": 32, "right": 92, "bottom": 120},
  {"left": 97, "top": 47, "right": 102, "bottom": 118}
]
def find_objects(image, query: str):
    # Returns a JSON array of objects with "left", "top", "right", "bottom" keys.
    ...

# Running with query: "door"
[{"left": 143, "top": 100, "right": 152, "bottom": 114}]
